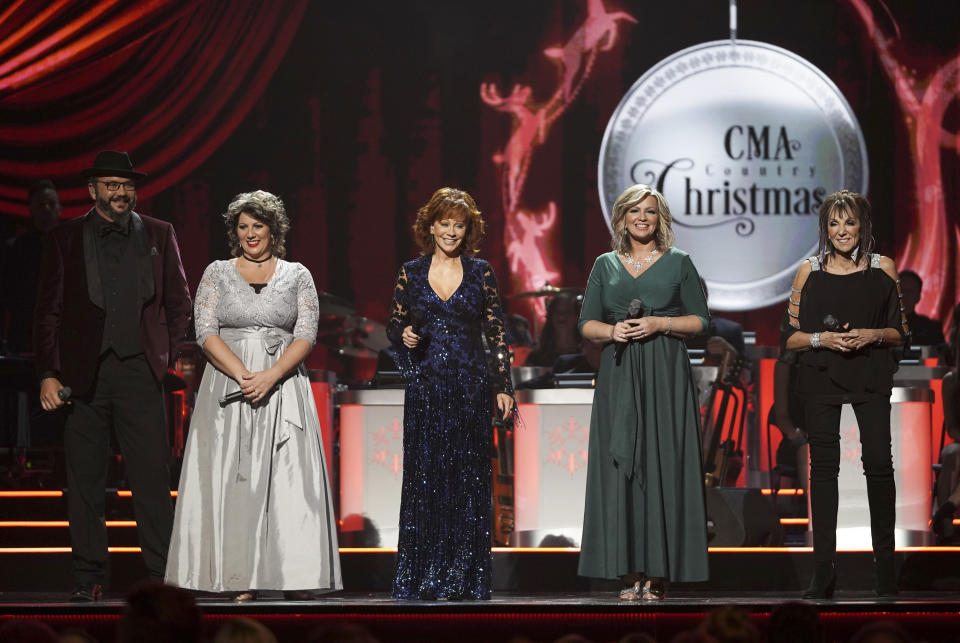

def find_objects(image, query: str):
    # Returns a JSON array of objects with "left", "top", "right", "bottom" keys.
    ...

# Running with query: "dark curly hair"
[
  {"left": 223, "top": 190, "right": 290, "bottom": 258},
  {"left": 412, "top": 187, "right": 485, "bottom": 255}
]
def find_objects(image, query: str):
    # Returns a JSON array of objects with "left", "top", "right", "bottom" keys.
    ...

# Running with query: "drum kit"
[
  {"left": 315, "top": 291, "right": 390, "bottom": 360},
  {"left": 511, "top": 284, "right": 582, "bottom": 299}
]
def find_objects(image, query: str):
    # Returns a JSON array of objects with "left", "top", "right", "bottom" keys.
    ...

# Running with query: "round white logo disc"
[{"left": 599, "top": 40, "right": 868, "bottom": 311}]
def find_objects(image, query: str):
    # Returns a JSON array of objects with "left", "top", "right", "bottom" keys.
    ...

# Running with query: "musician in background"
[
  {"left": 780, "top": 190, "right": 907, "bottom": 599},
  {"left": 898, "top": 270, "right": 945, "bottom": 348},
  {"left": 504, "top": 312, "right": 534, "bottom": 348},
  {"left": 577, "top": 184, "right": 710, "bottom": 601},
  {"left": 1, "top": 179, "right": 62, "bottom": 354},
  {"left": 525, "top": 291, "right": 581, "bottom": 367}
]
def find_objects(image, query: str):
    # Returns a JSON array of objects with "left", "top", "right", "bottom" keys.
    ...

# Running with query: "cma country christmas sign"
[{"left": 599, "top": 40, "right": 868, "bottom": 311}]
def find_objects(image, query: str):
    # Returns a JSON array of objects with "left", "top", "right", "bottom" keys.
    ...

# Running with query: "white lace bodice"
[{"left": 194, "top": 259, "right": 319, "bottom": 346}]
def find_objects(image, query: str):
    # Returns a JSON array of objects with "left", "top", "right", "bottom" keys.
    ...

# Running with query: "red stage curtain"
[{"left": 0, "top": 0, "right": 307, "bottom": 218}]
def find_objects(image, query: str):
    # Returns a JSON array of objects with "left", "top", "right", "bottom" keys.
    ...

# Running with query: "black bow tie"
[{"left": 99, "top": 222, "right": 129, "bottom": 238}]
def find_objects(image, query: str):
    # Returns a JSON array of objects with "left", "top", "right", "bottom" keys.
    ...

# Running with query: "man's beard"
[{"left": 97, "top": 193, "right": 136, "bottom": 223}]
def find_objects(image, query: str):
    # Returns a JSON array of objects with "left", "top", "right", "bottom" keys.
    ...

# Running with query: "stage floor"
[
  {"left": 1, "top": 589, "right": 959, "bottom": 610},
  {"left": 3, "top": 591, "right": 960, "bottom": 643}
]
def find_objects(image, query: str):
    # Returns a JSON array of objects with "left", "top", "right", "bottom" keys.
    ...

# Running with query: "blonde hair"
[{"left": 609, "top": 184, "right": 675, "bottom": 255}]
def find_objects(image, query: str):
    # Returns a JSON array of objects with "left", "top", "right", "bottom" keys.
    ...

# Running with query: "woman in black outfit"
[{"left": 780, "top": 190, "right": 908, "bottom": 598}]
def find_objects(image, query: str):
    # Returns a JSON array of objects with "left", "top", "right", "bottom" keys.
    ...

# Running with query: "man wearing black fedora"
[{"left": 34, "top": 150, "right": 192, "bottom": 601}]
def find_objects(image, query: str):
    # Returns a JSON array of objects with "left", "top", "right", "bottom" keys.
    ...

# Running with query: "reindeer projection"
[
  {"left": 482, "top": 0, "right": 635, "bottom": 319},
  {"left": 849, "top": 0, "right": 960, "bottom": 331}
]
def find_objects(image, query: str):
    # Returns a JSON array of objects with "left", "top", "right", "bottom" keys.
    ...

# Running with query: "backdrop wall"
[{"left": 2, "top": 0, "right": 958, "bottom": 350}]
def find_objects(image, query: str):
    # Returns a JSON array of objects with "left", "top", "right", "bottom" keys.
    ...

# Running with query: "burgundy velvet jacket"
[{"left": 33, "top": 209, "right": 193, "bottom": 396}]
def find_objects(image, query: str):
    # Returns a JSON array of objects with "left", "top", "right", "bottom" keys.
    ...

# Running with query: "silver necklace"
[{"left": 621, "top": 248, "right": 659, "bottom": 272}]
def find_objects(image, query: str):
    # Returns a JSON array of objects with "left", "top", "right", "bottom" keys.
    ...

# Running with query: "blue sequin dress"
[{"left": 387, "top": 253, "right": 513, "bottom": 600}]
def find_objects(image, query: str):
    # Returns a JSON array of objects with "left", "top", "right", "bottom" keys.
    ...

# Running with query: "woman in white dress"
[{"left": 165, "top": 190, "right": 341, "bottom": 600}]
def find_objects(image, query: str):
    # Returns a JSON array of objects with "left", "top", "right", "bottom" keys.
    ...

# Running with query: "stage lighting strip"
[
  {"left": 27, "top": 518, "right": 960, "bottom": 528},
  {"left": 4, "top": 546, "right": 960, "bottom": 554},
  {"left": 0, "top": 491, "right": 178, "bottom": 497},
  {"left": 5, "top": 489, "right": 808, "bottom": 498},
  {"left": 0, "top": 521, "right": 137, "bottom": 527}
]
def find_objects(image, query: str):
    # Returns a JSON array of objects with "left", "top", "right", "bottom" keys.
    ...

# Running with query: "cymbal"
[
  {"left": 317, "top": 290, "right": 356, "bottom": 317},
  {"left": 317, "top": 315, "right": 389, "bottom": 359},
  {"left": 511, "top": 284, "right": 582, "bottom": 298}
]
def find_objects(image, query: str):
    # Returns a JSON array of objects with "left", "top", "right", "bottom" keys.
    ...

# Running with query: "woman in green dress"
[{"left": 578, "top": 184, "right": 710, "bottom": 600}]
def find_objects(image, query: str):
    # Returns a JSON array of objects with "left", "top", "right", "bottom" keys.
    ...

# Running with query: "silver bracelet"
[
  {"left": 875, "top": 332, "right": 883, "bottom": 347},
  {"left": 665, "top": 316, "right": 672, "bottom": 336},
  {"left": 810, "top": 332, "right": 822, "bottom": 349}
]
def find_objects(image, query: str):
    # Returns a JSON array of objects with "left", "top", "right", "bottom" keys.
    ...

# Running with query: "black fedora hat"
[{"left": 82, "top": 150, "right": 147, "bottom": 180}]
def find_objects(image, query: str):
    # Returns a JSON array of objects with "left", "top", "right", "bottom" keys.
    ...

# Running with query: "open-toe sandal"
[{"left": 641, "top": 579, "right": 666, "bottom": 601}]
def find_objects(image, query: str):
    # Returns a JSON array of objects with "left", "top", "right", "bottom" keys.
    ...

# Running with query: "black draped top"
[{"left": 779, "top": 254, "right": 909, "bottom": 402}]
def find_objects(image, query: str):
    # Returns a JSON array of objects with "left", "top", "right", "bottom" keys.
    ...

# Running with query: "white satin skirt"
[{"left": 165, "top": 328, "right": 342, "bottom": 591}]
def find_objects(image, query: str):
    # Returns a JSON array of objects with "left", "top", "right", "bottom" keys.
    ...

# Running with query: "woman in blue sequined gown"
[{"left": 387, "top": 188, "right": 514, "bottom": 600}]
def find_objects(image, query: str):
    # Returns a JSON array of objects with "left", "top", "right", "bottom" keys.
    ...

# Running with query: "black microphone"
[
  {"left": 32, "top": 385, "right": 74, "bottom": 419},
  {"left": 219, "top": 390, "right": 245, "bottom": 407},
  {"left": 615, "top": 298, "right": 645, "bottom": 363},
  {"left": 409, "top": 308, "right": 428, "bottom": 354},
  {"left": 822, "top": 314, "right": 849, "bottom": 332},
  {"left": 410, "top": 308, "right": 426, "bottom": 337}
]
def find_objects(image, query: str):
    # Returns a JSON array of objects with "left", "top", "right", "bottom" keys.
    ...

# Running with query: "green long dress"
[{"left": 577, "top": 248, "right": 710, "bottom": 582}]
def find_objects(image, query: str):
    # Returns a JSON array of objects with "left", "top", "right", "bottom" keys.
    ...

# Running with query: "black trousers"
[
  {"left": 805, "top": 395, "right": 896, "bottom": 563},
  {"left": 63, "top": 352, "right": 173, "bottom": 584}
]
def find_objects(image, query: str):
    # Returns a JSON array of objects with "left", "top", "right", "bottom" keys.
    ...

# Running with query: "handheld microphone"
[
  {"left": 409, "top": 308, "right": 428, "bottom": 355},
  {"left": 219, "top": 390, "right": 245, "bottom": 407},
  {"left": 615, "top": 298, "right": 645, "bottom": 363},
  {"left": 410, "top": 308, "right": 426, "bottom": 337},
  {"left": 822, "top": 314, "right": 849, "bottom": 332},
  {"left": 626, "top": 298, "right": 644, "bottom": 320},
  {"left": 32, "top": 385, "right": 74, "bottom": 419}
]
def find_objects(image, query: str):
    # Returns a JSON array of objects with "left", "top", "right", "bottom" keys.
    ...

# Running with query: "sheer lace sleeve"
[
  {"left": 293, "top": 263, "right": 320, "bottom": 345},
  {"left": 481, "top": 261, "right": 514, "bottom": 397},
  {"left": 194, "top": 261, "right": 222, "bottom": 347},
  {"left": 387, "top": 264, "right": 410, "bottom": 346}
]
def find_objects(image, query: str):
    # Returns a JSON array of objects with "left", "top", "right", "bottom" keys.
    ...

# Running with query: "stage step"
[{"left": 1, "top": 549, "right": 959, "bottom": 593}]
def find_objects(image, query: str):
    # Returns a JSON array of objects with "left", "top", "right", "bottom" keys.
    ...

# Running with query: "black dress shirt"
[{"left": 93, "top": 214, "right": 143, "bottom": 357}]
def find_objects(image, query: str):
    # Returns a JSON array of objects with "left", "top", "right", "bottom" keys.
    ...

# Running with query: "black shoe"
[
  {"left": 932, "top": 501, "right": 957, "bottom": 539},
  {"left": 802, "top": 562, "right": 836, "bottom": 599},
  {"left": 70, "top": 584, "right": 103, "bottom": 602},
  {"left": 874, "top": 556, "right": 899, "bottom": 597},
  {"left": 282, "top": 590, "right": 314, "bottom": 601}
]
